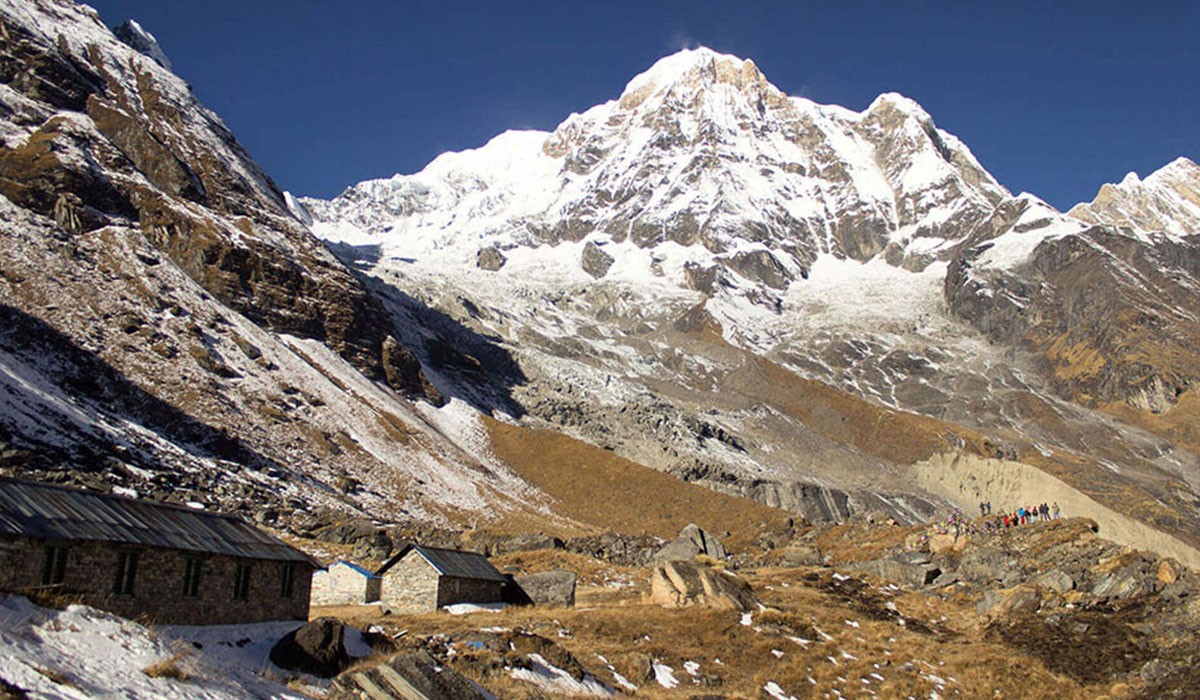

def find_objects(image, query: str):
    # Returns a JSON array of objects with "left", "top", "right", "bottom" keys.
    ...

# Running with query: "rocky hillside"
[
  {"left": 304, "top": 48, "right": 1200, "bottom": 564},
  {"left": 0, "top": 0, "right": 566, "bottom": 531},
  {"left": 318, "top": 517, "right": 1200, "bottom": 699}
]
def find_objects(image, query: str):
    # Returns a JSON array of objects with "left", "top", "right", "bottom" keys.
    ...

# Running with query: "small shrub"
[
  {"left": 33, "top": 667, "right": 77, "bottom": 689},
  {"left": 142, "top": 652, "right": 191, "bottom": 681}
]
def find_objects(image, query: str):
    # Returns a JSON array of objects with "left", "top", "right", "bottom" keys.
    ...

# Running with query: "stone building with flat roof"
[
  {"left": 0, "top": 477, "right": 316, "bottom": 625},
  {"left": 376, "top": 544, "right": 506, "bottom": 614}
]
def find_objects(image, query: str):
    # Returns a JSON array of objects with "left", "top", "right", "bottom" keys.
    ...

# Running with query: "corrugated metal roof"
[
  {"left": 377, "top": 544, "right": 506, "bottom": 582},
  {"left": 0, "top": 477, "right": 313, "bottom": 563}
]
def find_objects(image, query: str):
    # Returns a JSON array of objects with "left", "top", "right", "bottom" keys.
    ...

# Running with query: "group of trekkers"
[
  {"left": 908, "top": 500, "right": 1066, "bottom": 553},
  {"left": 979, "top": 500, "right": 1060, "bottom": 526}
]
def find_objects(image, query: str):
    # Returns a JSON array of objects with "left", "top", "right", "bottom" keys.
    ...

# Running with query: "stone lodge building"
[
  {"left": 0, "top": 477, "right": 316, "bottom": 625},
  {"left": 311, "top": 559, "right": 381, "bottom": 606},
  {"left": 376, "top": 544, "right": 506, "bottom": 613}
]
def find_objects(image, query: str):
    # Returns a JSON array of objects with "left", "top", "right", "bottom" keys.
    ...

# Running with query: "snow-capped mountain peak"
[
  {"left": 305, "top": 47, "right": 1012, "bottom": 301},
  {"left": 1069, "top": 156, "right": 1200, "bottom": 236},
  {"left": 617, "top": 46, "right": 780, "bottom": 111}
]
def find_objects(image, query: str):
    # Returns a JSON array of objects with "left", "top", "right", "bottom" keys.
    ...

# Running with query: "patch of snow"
[
  {"left": 652, "top": 661, "right": 678, "bottom": 688},
  {"left": 764, "top": 680, "right": 800, "bottom": 700},
  {"left": 0, "top": 595, "right": 309, "bottom": 699},
  {"left": 509, "top": 653, "right": 613, "bottom": 697},
  {"left": 443, "top": 603, "right": 507, "bottom": 616}
]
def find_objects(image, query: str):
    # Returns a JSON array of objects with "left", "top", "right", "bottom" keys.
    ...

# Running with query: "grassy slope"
[{"left": 482, "top": 416, "right": 791, "bottom": 550}]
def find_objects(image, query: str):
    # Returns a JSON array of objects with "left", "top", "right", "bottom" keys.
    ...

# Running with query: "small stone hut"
[
  {"left": 311, "top": 560, "right": 381, "bottom": 606},
  {"left": 375, "top": 544, "right": 506, "bottom": 614},
  {"left": 0, "top": 477, "right": 316, "bottom": 625}
]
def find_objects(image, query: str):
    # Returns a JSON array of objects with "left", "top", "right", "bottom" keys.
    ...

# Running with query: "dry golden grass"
[
  {"left": 721, "top": 357, "right": 989, "bottom": 465},
  {"left": 331, "top": 566, "right": 1125, "bottom": 700},
  {"left": 808, "top": 521, "right": 922, "bottom": 567},
  {"left": 483, "top": 416, "right": 791, "bottom": 550},
  {"left": 1104, "top": 389, "right": 1200, "bottom": 455},
  {"left": 141, "top": 651, "right": 191, "bottom": 681}
]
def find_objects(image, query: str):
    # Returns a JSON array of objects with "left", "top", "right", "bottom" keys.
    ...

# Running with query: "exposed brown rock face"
[
  {"left": 947, "top": 217, "right": 1200, "bottom": 413},
  {"left": 0, "top": 0, "right": 437, "bottom": 403}
]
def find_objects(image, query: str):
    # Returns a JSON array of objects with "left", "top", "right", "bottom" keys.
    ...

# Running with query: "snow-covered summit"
[
  {"left": 617, "top": 46, "right": 781, "bottom": 108},
  {"left": 304, "top": 47, "right": 1011, "bottom": 299},
  {"left": 1068, "top": 156, "right": 1200, "bottom": 236}
]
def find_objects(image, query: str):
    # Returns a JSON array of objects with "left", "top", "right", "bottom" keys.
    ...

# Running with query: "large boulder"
[
  {"left": 512, "top": 570, "right": 577, "bottom": 607},
  {"left": 648, "top": 560, "right": 757, "bottom": 611},
  {"left": 329, "top": 651, "right": 491, "bottom": 700},
  {"left": 269, "top": 617, "right": 351, "bottom": 678},
  {"left": 653, "top": 523, "right": 728, "bottom": 563},
  {"left": 928, "top": 533, "right": 966, "bottom": 555},
  {"left": 847, "top": 558, "right": 940, "bottom": 588},
  {"left": 1035, "top": 570, "right": 1076, "bottom": 594}
]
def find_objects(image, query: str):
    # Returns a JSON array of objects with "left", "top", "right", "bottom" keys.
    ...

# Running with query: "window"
[
  {"left": 232, "top": 562, "right": 251, "bottom": 601},
  {"left": 113, "top": 551, "right": 138, "bottom": 595},
  {"left": 181, "top": 557, "right": 203, "bottom": 598},
  {"left": 41, "top": 544, "right": 68, "bottom": 586},
  {"left": 279, "top": 562, "right": 296, "bottom": 599}
]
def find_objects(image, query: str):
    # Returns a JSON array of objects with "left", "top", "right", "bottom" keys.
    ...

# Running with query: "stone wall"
[
  {"left": 0, "top": 535, "right": 311, "bottom": 624},
  {"left": 379, "top": 551, "right": 439, "bottom": 614},
  {"left": 436, "top": 575, "right": 503, "bottom": 608},
  {"left": 311, "top": 562, "right": 378, "bottom": 606}
]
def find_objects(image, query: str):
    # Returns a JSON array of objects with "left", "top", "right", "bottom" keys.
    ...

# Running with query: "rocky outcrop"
[
  {"left": 653, "top": 523, "right": 728, "bottom": 562},
  {"left": 580, "top": 240, "right": 615, "bottom": 278},
  {"left": 563, "top": 532, "right": 662, "bottom": 566},
  {"left": 383, "top": 336, "right": 444, "bottom": 404},
  {"left": 847, "top": 555, "right": 941, "bottom": 588},
  {"left": 648, "top": 560, "right": 757, "bottom": 611},
  {"left": 722, "top": 249, "right": 792, "bottom": 289},
  {"left": 476, "top": 245, "right": 507, "bottom": 271},
  {"left": 329, "top": 651, "right": 491, "bottom": 700},
  {"left": 510, "top": 570, "right": 577, "bottom": 607}
]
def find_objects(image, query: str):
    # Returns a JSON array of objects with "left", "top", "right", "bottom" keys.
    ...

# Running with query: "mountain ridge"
[{"left": 303, "top": 45, "right": 1200, "bottom": 564}]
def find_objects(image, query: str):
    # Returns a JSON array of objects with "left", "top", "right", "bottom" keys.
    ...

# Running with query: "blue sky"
[{"left": 86, "top": 1, "right": 1197, "bottom": 210}]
